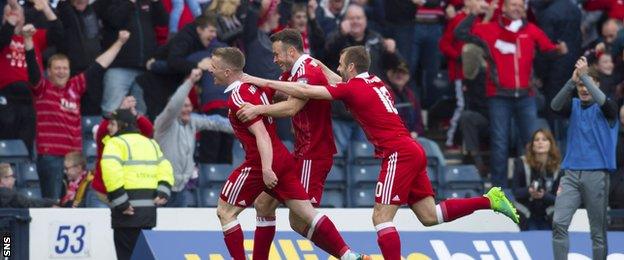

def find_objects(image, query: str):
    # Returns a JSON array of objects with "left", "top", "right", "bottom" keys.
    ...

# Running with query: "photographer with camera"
[{"left": 512, "top": 129, "right": 562, "bottom": 230}]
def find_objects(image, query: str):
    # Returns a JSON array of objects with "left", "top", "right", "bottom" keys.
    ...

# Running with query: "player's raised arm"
[{"left": 242, "top": 74, "right": 333, "bottom": 100}]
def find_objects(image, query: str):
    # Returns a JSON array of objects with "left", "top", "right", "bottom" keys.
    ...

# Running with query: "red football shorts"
[
  {"left": 374, "top": 142, "right": 435, "bottom": 205},
  {"left": 295, "top": 157, "right": 333, "bottom": 207}
]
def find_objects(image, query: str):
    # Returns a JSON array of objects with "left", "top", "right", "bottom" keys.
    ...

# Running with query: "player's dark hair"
[
  {"left": 340, "top": 46, "right": 370, "bottom": 73},
  {"left": 213, "top": 47, "right": 246, "bottom": 71},
  {"left": 270, "top": 29, "right": 304, "bottom": 53}
]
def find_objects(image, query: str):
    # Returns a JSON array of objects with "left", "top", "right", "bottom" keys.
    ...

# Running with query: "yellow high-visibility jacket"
[{"left": 101, "top": 133, "right": 174, "bottom": 228}]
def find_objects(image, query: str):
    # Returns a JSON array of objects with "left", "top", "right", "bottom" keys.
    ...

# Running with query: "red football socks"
[
  {"left": 438, "top": 197, "right": 491, "bottom": 222},
  {"left": 376, "top": 222, "right": 402, "bottom": 260},
  {"left": 253, "top": 216, "right": 276, "bottom": 260},
  {"left": 222, "top": 220, "right": 245, "bottom": 260},
  {"left": 306, "top": 214, "right": 350, "bottom": 258}
]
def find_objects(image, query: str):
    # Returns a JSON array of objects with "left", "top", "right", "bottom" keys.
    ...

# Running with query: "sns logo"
[
  {"left": 2, "top": 233, "right": 10, "bottom": 257},
  {"left": 431, "top": 240, "right": 531, "bottom": 260}
]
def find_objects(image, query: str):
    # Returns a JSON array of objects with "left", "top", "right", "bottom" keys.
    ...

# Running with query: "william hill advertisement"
[{"left": 131, "top": 231, "right": 624, "bottom": 260}]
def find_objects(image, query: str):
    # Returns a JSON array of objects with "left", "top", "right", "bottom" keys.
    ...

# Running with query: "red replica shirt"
[
  {"left": 33, "top": 74, "right": 87, "bottom": 156},
  {"left": 0, "top": 30, "right": 47, "bottom": 88},
  {"left": 279, "top": 54, "right": 336, "bottom": 159},
  {"left": 325, "top": 73, "right": 411, "bottom": 158},
  {"left": 226, "top": 81, "right": 289, "bottom": 166}
]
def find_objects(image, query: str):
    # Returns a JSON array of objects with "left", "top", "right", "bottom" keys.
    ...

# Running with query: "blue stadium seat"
[
  {"left": 282, "top": 140, "right": 294, "bottom": 153},
  {"left": 16, "top": 162, "right": 38, "bottom": 187},
  {"left": 0, "top": 139, "right": 29, "bottom": 162},
  {"left": 82, "top": 116, "right": 102, "bottom": 140},
  {"left": 418, "top": 137, "right": 446, "bottom": 167},
  {"left": 232, "top": 141, "right": 245, "bottom": 166},
  {"left": 333, "top": 141, "right": 346, "bottom": 166},
  {"left": 199, "top": 164, "right": 233, "bottom": 185},
  {"left": 350, "top": 165, "right": 380, "bottom": 184},
  {"left": 350, "top": 185, "right": 376, "bottom": 207},
  {"left": 426, "top": 165, "right": 438, "bottom": 188},
  {"left": 441, "top": 189, "right": 481, "bottom": 199},
  {"left": 185, "top": 189, "right": 199, "bottom": 207},
  {"left": 350, "top": 141, "right": 376, "bottom": 164},
  {"left": 18, "top": 186, "right": 42, "bottom": 199},
  {"left": 83, "top": 139, "right": 98, "bottom": 161},
  {"left": 320, "top": 189, "right": 345, "bottom": 208},
  {"left": 326, "top": 165, "right": 345, "bottom": 182},
  {"left": 199, "top": 186, "right": 223, "bottom": 207},
  {"left": 442, "top": 165, "right": 483, "bottom": 192}
]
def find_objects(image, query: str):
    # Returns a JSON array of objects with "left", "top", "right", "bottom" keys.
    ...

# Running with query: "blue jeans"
[
  {"left": 36, "top": 155, "right": 64, "bottom": 200},
  {"left": 101, "top": 68, "right": 147, "bottom": 116},
  {"left": 332, "top": 119, "right": 367, "bottom": 160},
  {"left": 411, "top": 23, "right": 443, "bottom": 108},
  {"left": 169, "top": 0, "right": 202, "bottom": 33},
  {"left": 167, "top": 189, "right": 190, "bottom": 207},
  {"left": 489, "top": 96, "right": 538, "bottom": 188},
  {"left": 85, "top": 187, "right": 109, "bottom": 208}
]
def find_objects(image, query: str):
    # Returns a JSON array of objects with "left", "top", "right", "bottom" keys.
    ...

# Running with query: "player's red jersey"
[
  {"left": 325, "top": 73, "right": 412, "bottom": 158},
  {"left": 279, "top": 54, "right": 336, "bottom": 159},
  {"left": 225, "top": 80, "right": 290, "bottom": 165}
]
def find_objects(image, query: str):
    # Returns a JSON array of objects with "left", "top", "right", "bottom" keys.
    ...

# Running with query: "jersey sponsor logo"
[{"left": 60, "top": 98, "right": 78, "bottom": 111}]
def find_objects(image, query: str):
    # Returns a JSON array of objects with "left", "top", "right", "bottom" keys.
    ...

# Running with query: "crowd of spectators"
[{"left": 1, "top": 0, "right": 624, "bottom": 231}]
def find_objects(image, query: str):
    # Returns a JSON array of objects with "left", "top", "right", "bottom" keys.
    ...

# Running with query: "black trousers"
[{"left": 113, "top": 227, "right": 149, "bottom": 260}]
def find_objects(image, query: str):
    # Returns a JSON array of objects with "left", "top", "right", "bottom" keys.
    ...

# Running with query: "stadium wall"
[{"left": 28, "top": 208, "right": 622, "bottom": 260}]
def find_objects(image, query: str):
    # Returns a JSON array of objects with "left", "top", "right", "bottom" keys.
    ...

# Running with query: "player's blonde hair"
[{"left": 213, "top": 47, "right": 245, "bottom": 71}]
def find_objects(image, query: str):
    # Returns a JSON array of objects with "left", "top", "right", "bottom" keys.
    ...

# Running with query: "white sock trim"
[
  {"left": 307, "top": 214, "right": 324, "bottom": 239},
  {"left": 435, "top": 204, "right": 444, "bottom": 224},
  {"left": 374, "top": 222, "right": 395, "bottom": 232},
  {"left": 340, "top": 249, "right": 352, "bottom": 259},
  {"left": 222, "top": 220, "right": 240, "bottom": 232},
  {"left": 256, "top": 220, "right": 276, "bottom": 227}
]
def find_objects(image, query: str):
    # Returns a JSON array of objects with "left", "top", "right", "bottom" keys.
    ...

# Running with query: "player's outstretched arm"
[
  {"left": 243, "top": 75, "right": 333, "bottom": 100},
  {"left": 248, "top": 121, "right": 278, "bottom": 189},
  {"left": 237, "top": 97, "right": 307, "bottom": 122},
  {"left": 311, "top": 58, "right": 342, "bottom": 85}
]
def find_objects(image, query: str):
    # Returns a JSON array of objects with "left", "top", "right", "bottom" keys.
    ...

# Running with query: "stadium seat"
[
  {"left": 185, "top": 189, "right": 199, "bottom": 207},
  {"left": 199, "top": 186, "right": 223, "bottom": 207},
  {"left": 442, "top": 165, "right": 483, "bottom": 192},
  {"left": 232, "top": 141, "right": 245, "bottom": 166},
  {"left": 350, "top": 185, "right": 376, "bottom": 207},
  {"left": 350, "top": 164, "right": 380, "bottom": 184},
  {"left": 418, "top": 137, "right": 446, "bottom": 167},
  {"left": 426, "top": 165, "right": 438, "bottom": 189},
  {"left": 16, "top": 162, "right": 38, "bottom": 188},
  {"left": 350, "top": 141, "right": 376, "bottom": 164},
  {"left": 333, "top": 141, "right": 346, "bottom": 166},
  {"left": 320, "top": 189, "right": 345, "bottom": 208},
  {"left": 83, "top": 140, "right": 98, "bottom": 161},
  {"left": 282, "top": 140, "right": 294, "bottom": 153},
  {"left": 326, "top": 165, "right": 345, "bottom": 183},
  {"left": 0, "top": 139, "right": 29, "bottom": 163},
  {"left": 82, "top": 116, "right": 102, "bottom": 140},
  {"left": 199, "top": 164, "right": 233, "bottom": 185},
  {"left": 441, "top": 189, "right": 481, "bottom": 199},
  {"left": 18, "top": 186, "right": 42, "bottom": 199}
]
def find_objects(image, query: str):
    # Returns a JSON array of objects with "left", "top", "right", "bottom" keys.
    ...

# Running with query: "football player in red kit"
[
  {"left": 208, "top": 47, "right": 368, "bottom": 260},
  {"left": 243, "top": 46, "right": 520, "bottom": 260},
  {"left": 234, "top": 29, "right": 336, "bottom": 259}
]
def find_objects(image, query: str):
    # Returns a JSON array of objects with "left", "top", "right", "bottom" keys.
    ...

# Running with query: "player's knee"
[
  {"left": 372, "top": 210, "right": 392, "bottom": 225},
  {"left": 420, "top": 215, "right": 438, "bottom": 227},
  {"left": 216, "top": 205, "right": 235, "bottom": 222}
]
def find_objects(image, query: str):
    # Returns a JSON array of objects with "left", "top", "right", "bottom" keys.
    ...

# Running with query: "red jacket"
[
  {"left": 439, "top": 12, "right": 472, "bottom": 81},
  {"left": 91, "top": 116, "right": 154, "bottom": 194},
  {"left": 460, "top": 16, "right": 557, "bottom": 97},
  {"left": 584, "top": 0, "right": 624, "bottom": 20}
]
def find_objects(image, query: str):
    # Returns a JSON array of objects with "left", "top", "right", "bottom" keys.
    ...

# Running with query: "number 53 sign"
[{"left": 48, "top": 222, "right": 90, "bottom": 258}]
